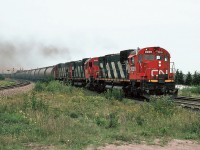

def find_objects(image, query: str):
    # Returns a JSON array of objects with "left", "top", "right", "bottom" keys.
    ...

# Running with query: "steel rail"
[{"left": 174, "top": 96, "right": 200, "bottom": 110}]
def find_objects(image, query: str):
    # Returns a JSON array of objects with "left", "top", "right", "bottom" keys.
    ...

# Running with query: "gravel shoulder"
[
  {"left": 94, "top": 139, "right": 200, "bottom": 150},
  {"left": 0, "top": 82, "right": 34, "bottom": 97}
]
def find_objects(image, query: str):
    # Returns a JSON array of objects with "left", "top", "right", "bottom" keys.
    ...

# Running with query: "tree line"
[{"left": 175, "top": 70, "right": 200, "bottom": 85}]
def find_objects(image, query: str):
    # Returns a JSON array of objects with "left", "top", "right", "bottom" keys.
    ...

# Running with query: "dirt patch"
[
  {"left": 91, "top": 139, "right": 200, "bottom": 150},
  {"left": 25, "top": 143, "right": 55, "bottom": 150}
]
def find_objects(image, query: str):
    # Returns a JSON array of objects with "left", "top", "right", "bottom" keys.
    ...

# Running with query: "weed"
[
  {"left": 108, "top": 112, "right": 119, "bottom": 128},
  {"left": 135, "top": 116, "right": 145, "bottom": 126},
  {"left": 104, "top": 89, "right": 124, "bottom": 101},
  {"left": 35, "top": 81, "right": 75, "bottom": 94},
  {"left": 149, "top": 96, "right": 175, "bottom": 116},
  {"left": 0, "top": 74, "right": 5, "bottom": 80},
  {"left": 70, "top": 112, "right": 79, "bottom": 119},
  {"left": 34, "top": 82, "right": 46, "bottom": 92},
  {"left": 96, "top": 117, "right": 107, "bottom": 127},
  {"left": 179, "top": 86, "right": 200, "bottom": 97},
  {"left": 22, "top": 92, "right": 49, "bottom": 113},
  {"left": 190, "top": 86, "right": 200, "bottom": 94}
]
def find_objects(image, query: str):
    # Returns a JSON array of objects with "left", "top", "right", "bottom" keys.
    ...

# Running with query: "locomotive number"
[{"left": 145, "top": 51, "right": 152, "bottom": 54}]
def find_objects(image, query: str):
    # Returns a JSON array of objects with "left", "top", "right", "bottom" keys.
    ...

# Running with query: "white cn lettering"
[{"left": 151, "top": 70, "right": 167, "bottom": 76}]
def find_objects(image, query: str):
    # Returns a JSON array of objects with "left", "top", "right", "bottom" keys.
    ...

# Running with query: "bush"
[
  {"left": 22, "top": 92, "right": 49, "bottom": 113},
  {"left": 190, "top": 86, "right": 200, "bottom": 94},
  {"left": 179, "top": 86, "right": 200, "bottom": 96},
  {"left": 46, "top": 81, "right": 63, "bottom": 93},
  {"left": 104, "top": 89, "right": 124, "bottom": 101},
  {"left": 34, "top": 81, "right": 74, "bottom": 94},
  {"left": 149, "top": 96, "right": 175, "bottom": 116},
  {"left": 34, "top": 82, "right": 46, "bottom": 92},
  {"left": 95, "top": 112, "right": 119, "bottom": 128},
  {"left": 0, "top": 75, "right": 5, "bottom": 80}
]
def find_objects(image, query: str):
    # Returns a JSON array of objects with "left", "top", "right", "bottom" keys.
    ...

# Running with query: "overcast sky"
[{"left": 0, "top": 0, "right": 199, "bottom": 73}]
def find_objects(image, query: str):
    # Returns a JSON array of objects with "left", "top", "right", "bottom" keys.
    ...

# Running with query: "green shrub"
[
  {"left": 108, "top": 112, "right": 119, "bottom": 128},
  {"left": 95, "top": 112, "right": 119, "bottom": 129},
  {"left": 149, "top": 96, "right": 175, "bottom": 116},
  {"left": 135, "top": 116, "right": 145, "bottom": 126},
  {"left": 34, "top": 82, "right": 46, "bottom": 92},
  {"left": 96, "top": 117, "right": 107, "bottom": 127},
  {"left": 190, "top": 86, "right": 200, "bottom": 94},
  {"left": 179, "top": 86, "right": 200, "bottom": 96},
  {"left": 34, "top": 81, "right": 74, "bottom": 94},
  {"left": 22, "top": 92, "right": 48, "bottom": 113},
  {"left": 46, "top": 81, "right": 62, "bottom": 93},
  {"left": 70, "top": 112, "right": 79, "bottom": 118},
  {"left": 0, "top": 74, "right": 5, "bottom": 80},
  {"left": 104, "top": 89, "right": 124, "bottom": 101}
]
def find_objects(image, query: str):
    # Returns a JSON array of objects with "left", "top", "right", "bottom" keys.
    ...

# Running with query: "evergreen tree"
[
  {"left": 193, "top": 71, "right": 199, "bottom": 85},
  {"left": 178, "top": 71, "right": 184, "bottom": 84},
  {"left": 175, "top": 70, "right": 179, "bottom": 84},
  {"left": 185, "top": 72, "right": 192, "bottom": 85},
  {"left": 197, "top": 72, "right": 200, "bottom": 85}
]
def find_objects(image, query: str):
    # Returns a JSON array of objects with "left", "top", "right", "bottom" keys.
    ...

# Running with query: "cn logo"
[{"left": 151, "top": 70, "right": 168, "bottom": 76}]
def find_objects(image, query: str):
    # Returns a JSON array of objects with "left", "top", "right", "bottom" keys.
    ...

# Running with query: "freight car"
[
  {"left": 13, "top": 66, "right": 55, "bottom": 81},
  {"left": 12, "top": 46, "right": 178, "bottom": 98}
]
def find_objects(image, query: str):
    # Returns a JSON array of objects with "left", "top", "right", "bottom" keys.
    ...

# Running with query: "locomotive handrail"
[{"left": 170, "top": 62, "right": 176, "bottom": 74}]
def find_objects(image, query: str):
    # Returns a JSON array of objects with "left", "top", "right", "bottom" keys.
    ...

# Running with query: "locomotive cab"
[
  {"left": 84, "top": 57, "right": 99, "bottom": 79},
  {"left": 84, "top": 57, "right": 100, "bottom": 90},
  {"left": 128, "top": 47, "right": 177, "bottom": 98}
]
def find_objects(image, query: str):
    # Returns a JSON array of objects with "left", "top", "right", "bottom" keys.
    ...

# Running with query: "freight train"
[{"left": 13, "top": 47, "right": 178, "bottom": 98}]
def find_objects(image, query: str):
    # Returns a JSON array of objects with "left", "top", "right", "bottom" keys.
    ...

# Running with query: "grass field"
[
  {"left": 0, "top": 81, "right": 200, "bottom": 149},
  {"left": 0, "top": 80, "right": 16, "bottom": 87}
]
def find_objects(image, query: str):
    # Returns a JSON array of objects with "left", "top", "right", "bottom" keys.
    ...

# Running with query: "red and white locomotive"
[{"left": 13, "top": 46, "right": 178, "bottom": 98}]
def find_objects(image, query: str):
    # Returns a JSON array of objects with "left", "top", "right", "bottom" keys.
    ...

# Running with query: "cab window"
[
  {"left": 138, "top": 54, "right": 142, "bottom": 62},
  {"left": 156, "top": 55, "right": 162, "bottom": 60},
  {"left": 94, "top": 61, "right": 98, "bottom": 66},
  {"left": 165, "top": 56, "right": 168, "bottom": 61},
  {"left": 144, "top": 54, "right": 154, "bottom": 60},
  {"left": 85, "top": 62, "right": 88, "bottom": 69},
  {"left": 89, "top": 62, "right": 92, "bottom": 67},
  {"left": 131, "top": 57, "right": 134, "bottom": 65}
]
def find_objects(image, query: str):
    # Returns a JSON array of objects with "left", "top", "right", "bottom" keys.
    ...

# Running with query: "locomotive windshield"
[
  {"left": 156, "top": 54, "right": 169, "bottom": 61},
  {"left": 144, "top": 54, "right": 154, "bottom": 60},
  {"left": 165, "top": 56, "right": 168, "bottom": 61}
]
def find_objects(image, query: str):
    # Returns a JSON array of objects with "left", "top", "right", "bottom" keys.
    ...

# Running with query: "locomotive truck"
[{"left": 13, "top": 47, "right": 178, "bottom": 98}]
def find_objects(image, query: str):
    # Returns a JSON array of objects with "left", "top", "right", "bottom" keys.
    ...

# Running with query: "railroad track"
[
  {"left": 0, "top": 80, "right": 31, "bottom": 90},
  {"left": 174, "top": 96, "right": 200, "bottom": 110}
]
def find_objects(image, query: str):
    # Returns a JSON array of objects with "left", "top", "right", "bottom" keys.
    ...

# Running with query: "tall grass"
[
  {"left": 0, "top": 80, "right": 16, "bottom": 87},
  {"left": 104, "top": 89, "right": 124, "bottom": 101},
  {"left": 34, "top": 80, "right": 74, "bottom": 93},
  {"left": 0, "top": 81, "right": 200, "bottom": 149},
  {"left": 179, "top": 86, "right": 200, "bottom": 97},
  {"left": 0, "top": 74, "right": 5, "bottom": 80}
]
